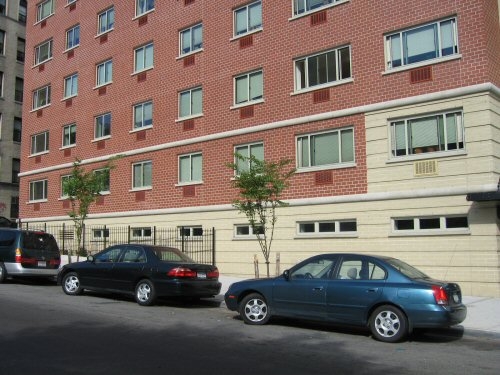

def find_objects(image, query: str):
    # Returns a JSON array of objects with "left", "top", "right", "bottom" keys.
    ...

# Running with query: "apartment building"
[
  {"left": 0, "top": 0, "right": 25, "bottom": 221},
  {"left": 19, "top": 1, "right": 500, "bottom": 296}
]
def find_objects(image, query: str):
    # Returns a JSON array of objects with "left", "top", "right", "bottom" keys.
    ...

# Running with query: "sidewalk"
[{"left": 219, "top": 276, "right": 500, "bottom": 337}]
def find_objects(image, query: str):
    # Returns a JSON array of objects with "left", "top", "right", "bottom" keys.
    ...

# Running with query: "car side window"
[
  {"left": 95, "top": 247, "right": 122, "bottom": 263},
  {"left": 290, "top": 258, "right": 335, "bottom": 280},
  {"left": 0, "top": 231, "right": 16, "bottom": 247},
  {"left": 337, "top": 258, "right": 386, "bottom": 280},
  {"left": 121, "top": 248, "right": 146, "bottom": 263}
]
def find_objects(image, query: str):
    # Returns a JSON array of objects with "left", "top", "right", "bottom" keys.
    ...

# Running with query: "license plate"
[
  {"left": 38, "top": 261, "right": 46, "bottom": 268},
  {"left": 197, "top": 272, "right": 207, "bottom": 279}
]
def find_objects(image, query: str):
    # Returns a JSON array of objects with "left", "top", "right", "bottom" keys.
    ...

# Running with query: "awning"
[{"left": 466, "top": 190, "right": 500, "bottom": 202}]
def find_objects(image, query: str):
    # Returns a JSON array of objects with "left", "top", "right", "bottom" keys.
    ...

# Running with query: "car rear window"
[
  {"left": 21, "top": 232, "right": 59, "bottom": 251},
  {"left": 0, "top": 231, "right": 17, "bottom": 247},
  {"left": 151, "top": 247, "right": 194, "bottom": 263}
]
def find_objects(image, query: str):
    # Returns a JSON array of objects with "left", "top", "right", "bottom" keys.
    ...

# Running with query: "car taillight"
[
  {"left": 207, "top": 269, "right": 219, "bottom": 279},
  {"left": 15, "top": 248, "right": 22, "bottom": 263},
  {"left": 167, "top": 267, "right": 197, "bottom": 278},
  {"left": 432, "top": 285, "right": 449, "bottom": 305},
  {"left": 14, "top": 248, "right": 37, "bottom": 265},
  {"left": 49, "top": 259, "right": 61, "bottom": 266}
]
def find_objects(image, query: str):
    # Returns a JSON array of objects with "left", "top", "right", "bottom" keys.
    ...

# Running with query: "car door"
[
  {"left": 326, "top": 256, "right": 386, "bottom": 324},
  {"left": 272, "top": 255, "right": 337, "bottom": 320},
  {"left": 78, "top": 246, "right": 124, "bottom": 289},
  {"left": 109, "top": 245, "right": 147, "bottom": 292}
]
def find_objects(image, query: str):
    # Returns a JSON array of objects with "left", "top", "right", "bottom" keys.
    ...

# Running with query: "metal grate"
[
  {"left": 410, "top": 66, "right": 432, "bottom": 84},
  {"left": 183, "top": 119, "right": 195, "bottom": 131},
  {"left": 313, "top": 89, "right": 330, "bottom": 103},
  {"left": 183, "top": 54, "right": 195, "bottom": 67},
  {"left": 239, "top": 35, "right": 253, "bottom": 49},
  {"left": 414, "top": 160, "right": 438, "bottom": 176},
  {"left": 315, "top": 170, "right": 333, "bottom": 185},
  {"left": 311, "top": 10, "right": 327, "bottom": 26},
  {"left": 183, "top": 185, "right": 196, "bottom": 197},
  {"left": 240, "top": 105, "right": 254, "bottom": 119}
]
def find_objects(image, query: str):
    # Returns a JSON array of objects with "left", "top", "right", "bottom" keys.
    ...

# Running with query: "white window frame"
[
  {"left": 36, "top": 0, "right": 54, "bottom": 23},
  {"left": 296, "top": 219, "right": 357, "bottom": 238},
  {"left": 391, "top": 216, "right": 469, "bottom": 236},
  {"left": 34, "top": 39, "right": 53, "bottom": 66},
  {"left": 136, "top": 0, "right": 155, "bottom": 17},
  {"left": 134, "top": 43, "right": 154, "bottom": 73},
  {"left": 390, "top": 110, "right": 464, "bottom": 158},
  {"left": 92, "top": 228, "right": 110, "bottom": 240},
  {"left": 94, "top": 168, "right": 110, "bottom": 194},
  {"left": 132, "top": 160, "right": 152, "bottom": 190},
  {"left": 233, "top": 224, "right": 264, "bottom": 239},
  {"left": 29, "top": 179, "right": 48, "bottom": 202},
  {"left": 94, "top": 113, "right": 111, "bottom": 140},
  {"left": 234, "top": 142, "right": 264, "bottom": 175},
  {"left": 178, "top": 86, "right": 203, "bottom": 120},
  {"left": 178, "top": 226, "right": 204, "bottom": 240},
  {"left": 233, "top": 69, "right": 263, "bottom": 107},
  {"left": 31, "top": 131, "right": 49, "bottom": 155},
  {"left": 63, "top": 73, "right": 78, "bottom": 99},
  {"left": 32, "top": 85, "right": 51, "bottom": 110},
  {"left": 179, "top": 23, "right": 203, "bottom": 56},
  {"left": 294, "top": 45, "right": 352, "bottom": 93},
  {"left": 296, "top": 127, "right": 355, "bottom": 171},
  {"left": 96, "top": 59, "right": 112, "bottom": 87},
  {"left": 0, "top": 30, "right": 5, "bottom": 55},
  {"left": 131, "top": 227, "right": 152, "bottom": 239},
  {"left": 60, "top": 174, "right": 71, "bottom": 198},
  {"left": 98, "top": 7, "right": 115, "bottom": 35},
  {"left": 133, "top": 101, "right": 153, "bottom": 130},
  {"left": 385, "top": 17, "right": 459, "bottom": 72},
  {"left": 233, "top": 1, "right": 262, "bottom": 37},
  {"left": 62, "top": 123, "right": 76, "bottom": 148},
  {"left": 178, "top": 152, "right": 203, "bottom": 185},
  {"left": 292, "top": 0, "right": 347, "bottom": 18},
  {"left": 65, "top": 25, "right": 80, "bottom": 50}
]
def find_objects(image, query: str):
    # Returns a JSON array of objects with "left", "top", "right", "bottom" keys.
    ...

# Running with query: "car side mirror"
[
  {"left": 87, "top": 255, "right": 95, "bottom": 263},
  {"left": 283, "top": 270, "right": 290, "bottom": 281}
]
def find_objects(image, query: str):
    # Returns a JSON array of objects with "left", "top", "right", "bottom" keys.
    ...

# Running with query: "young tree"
[
  {"left": 63, "top": 158, "right": 117, "bottom": 262},
  {"left": 228, "top": 154, "right": 295, "bottom": 277}
]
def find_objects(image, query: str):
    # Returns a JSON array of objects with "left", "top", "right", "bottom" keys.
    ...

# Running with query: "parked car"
[
  {"left": 58, "top": 244, "right": 222, "bottom": 306},
  {"left": 0, "top": 228, "right": 61, "bottom": 283},
  {"left": 0, "top": 216, "right": 16, "bottom": 228},
  {"left": 224, "top": 253, "right": 467, "bottom": 343}
]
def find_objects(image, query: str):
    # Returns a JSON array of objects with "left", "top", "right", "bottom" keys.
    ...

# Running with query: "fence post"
[
  {"left": 103, "top": 225, "right": 107, "bottom": 249},
  {"left": 153, "top": 226, "right": 156, "bottom": 245},
  {"left": 181, "top": 226, "right": 185, "bottom": 253},
  {"left": 82, "top": 224, "right": 86, "bottom": 255},
  {"left": 212, "top": 227, "right": 216, "bottom": 266},
  {"left": 62, "top": 223, "right": 66, "bottom": 255},
  {"left": 128, "top": 225, "right": 131, "bottom": 244}
]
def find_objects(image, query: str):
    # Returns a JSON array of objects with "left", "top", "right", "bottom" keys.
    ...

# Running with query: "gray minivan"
[{"left": 0, "top": 228, "right": 61, "bottom": 283}]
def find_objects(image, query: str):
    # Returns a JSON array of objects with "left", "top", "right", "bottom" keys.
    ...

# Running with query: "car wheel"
[
  {"left": 239, "top": 293, "right": 271, "bottom": 325},
  {"left": 0, "top": 262, "right": 6, "bottom": 283},
  {"left": 135, "top": 279, "right": 156, "bottom": 306},
  {"left": 62, "top": 272, "right": 83, "bottom": 296},
  {"left": 369, "top": 305, "right": 408, "bottom": 343}
]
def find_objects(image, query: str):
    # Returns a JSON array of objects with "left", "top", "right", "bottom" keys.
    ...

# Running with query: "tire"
[
  {"left": 239, "top": 293, "right": 271, "bottom": 325},
  {"left": 62, "top": 272, "right": 83, "bottom": 296},
  {"left": 134, "top": 279, "right": 156, "bottom": 306},
  {"left": 369, "top": 305, "right": 408, "bottom": 343},
  {"left": 0, "top": 262, "right": 6, "bottom": 284}
]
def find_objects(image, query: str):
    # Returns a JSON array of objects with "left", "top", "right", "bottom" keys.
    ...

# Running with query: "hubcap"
[
  {"left": 244, "top": 298, "right": 267, "bottom": 322},
  {"left": 65, "top": 276, "right": 79, "bottom": 293},
  {"left": 374, "top": 310, "right": 400, "bottom": 338},
  {"left": 137, "top": 283, "right": 151, "bottom": 302}
]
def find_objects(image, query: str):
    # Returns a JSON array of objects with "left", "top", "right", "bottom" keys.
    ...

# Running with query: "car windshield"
[
  {"left": 151, "top": 247, "right": 195, "bottom": 263},
  {"left": 385, "top": 258, "right": 429, "bottom": 279}
]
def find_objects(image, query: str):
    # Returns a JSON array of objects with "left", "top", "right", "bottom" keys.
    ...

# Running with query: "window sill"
[
  {"left": 130, "top": 125, "right": 153, "bottom": 133},
  {"left": 129, "top": 187, "right": 152, "bottom": 192},
  {"left": 30, "top": 104, "right": 51, "bottom": 113},
  {"left": 230, "top": 28, "right": 263, "bottom": 42},
  {"left": 175, "top": 181, "right": 203, "bottom": 187},
  {"left": 92, "top": 136, "right": 111, "bottom": 143},
  {"left": 230, "top": 98, "right": 264, "bottom": 110},
  {"left": 32, "top": 57, "right": 53, "bottom": 69},
  {"left": 132, "top": 8, "right": 155, "bottom": 20},
  {"left": 382, "top": 55, "right": 462, "bottom": 76},
  {"left": 95, "top": 28, "right": 114, "bottom": 39},
  {"left": 291, "top": 78, "right": 353, "bottom": 96},
  {"left": 389, "top": 229, "right": 470, "bottom": 237},
  {"left": 175, "top": 114, "right": 203, "bottom": 123},
  {"left": 29, "top": 151, "right": 49, "bottom": 158},
  {"left": 294, "top": 233, "right": 358, "bottom": 239},
  {"left": 176, "top": 48, "right": 204, "bottom": 60},
  {"left": 131, "top": 66, "right": 154, "bottom": 76},
  {"left": 296, "top": 162, "right": 356, "bottom": 174},
  {"left": 63, "top": 45, "right": 79, "bottom": 54},
  {"left": 93, "top": 82, "right": 113, "bottom": 90},
  {"left": 28, "top": 199, "right": 48, "bottom": 204},
  {"left": 61, "top": 95, "right": 77, "bottom": 102},
  {"left": 34, "top": 13, "right": 54, "bottom": 26},
  {"left": 59, "top": 145, "right": 76, "bottom": 151},
  {"left": 386, "top": 150, "right": 467, "bottom": 164},
  {"left": 288, "top": 0, "right": 350, "bottom": 21}
]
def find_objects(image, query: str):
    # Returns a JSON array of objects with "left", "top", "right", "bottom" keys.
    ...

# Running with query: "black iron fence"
[{"left": 19, "top": 223, "right": 216, "bottom": 265}]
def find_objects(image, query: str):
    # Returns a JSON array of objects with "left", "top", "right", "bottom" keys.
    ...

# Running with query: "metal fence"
[{"left": 19, "top": 223, "right": 216, "bottom": 265}]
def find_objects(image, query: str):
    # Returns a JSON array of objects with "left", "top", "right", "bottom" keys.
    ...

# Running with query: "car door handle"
[
  {"left": 366, "top": 288, "right": 378, "bottom": 293},
  {"left": 313, "top": 286, "right": 324, "bottom": 291}
]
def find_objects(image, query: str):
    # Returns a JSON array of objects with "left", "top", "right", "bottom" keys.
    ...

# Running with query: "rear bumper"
[
  {"left": 4, "top": 262, "right": 60, "bottom": 277},
  {"left": 155, "top": 279, "right": 222, "bottom": 298},
  {"left": 410, "top": 304, "right": 467, "bottom": 328}
]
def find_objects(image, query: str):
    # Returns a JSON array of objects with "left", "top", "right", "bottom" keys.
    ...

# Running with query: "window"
[
  {"left": 66, "top": 25, "right": 80, "bottom": 50},
  {"left": 179, "top": 153, "right": 202, "bottom": 184},
  {"left": 295, "top": 46, "right": 351, "bottom": 92},
  {"left": 12, "top": 159, "right": 20, "bottom": 184},
  {"left": 234, "top": 70, "right": 263, "bottom": 105},
  {"left": 64, "top": 74, "right": 78, "bottom": 99},
  {"left": 31, "top": 131, "right": 49, "bottom": 155},
  {"left": 67, "top": 0, "right": 77, "bottom": 4},
  {"left": 98, "top": 7, "right": 115, "bottom": 34},
  {"left": 178, "top": 87, "right": 202, "bottom": 119},
  {"left": 134, "top": 43, "right": 154, "bottom": 73},
  {"left": 15, "top": 77, "right": 24, "bottom": 102},
  {"left": 132, "top": 161, "right": 152, "bottom": 189},
  {"left": 32, "top": 85, "right": 51, "bottom": 110},
  {"left": 393, "top": 216, "right": 469, "bottom": 233},
  {"left": 234, "top": 1, "right": 262, "bottom": 36},
  {"left": 133, "top": 101, "right": 153, "bottom": 129},
  {"left": 96, "top": 59, "right": 112, "bottom": 86},
  {"left": 10, "top": 196, "right": 19, "bottom": 219},
  {"left": 179, "top": 226, "right": 203, "bottom": 238},
  {"left": 122, "top": 248, "right": 146, "bottom": 263},
  {"left": 136, "top": 0, "right": 154, "bottom": 17},
  {"left": 131, "top": 227, "right": 152, "bottom": 238},
  {"left": 234, "top": 224, "right": 264, "bottom": 238},
  {"left": 62, "top": 123, "right": 76, "bottom": 147},
  {"left": 94, "top": 168, "right": 110, "bottom": 193},
  {"left": 94, "top": 113, "right": 111, "bottom": 139},
  {"left": 19, "top": 1, "right": 28, "bottom": 23},
  {"left": 0, "top": 30, "right": 4, "bottom": 54},
  {"left": 13, "top": 117, "right": 22, "bottom": 142},
  {"left": 0, "top": 72, "right": 3, "bottom": 97},
  {"left": 17, "top": 38, "right": 25, "bottom": 62},
  {"left": 92, "top": 228, "right": 110, "bottom": 240},
  {"left": 0, "top": 0, "right": 5, "bottom": 15},
  {"left": 386, "top": 18, "right": 458, "bottom": 70},
  {"left": 34, "top": 39, "right": 53, "bottom": 65},
  {"left": 180, "top": 23, "right": 203, "bottom": 56},
  {"left": 290, "top": 256, "right": 336, "bottom": 280},
  {"left": 336, "top": 257, "right": 386, "bottom": 280},
  {"left": 391, "top": 111, "right": 464, "bottom": 157},
  {"left": 234, "top": 142, "right": 264, "bottom": 174},
  {"left": 297, "top": 220, "right": 357, "bottom": 236},
  {"left": 37, "top": 0, "right": 54, "bottom": 22},
  {"left": 297, "top": 128, "right": 354, "bottom": 169},
  {"left": 30, "top": 180, "right": 48, "bottom": 202},
  {"left": 293, "top": 0, "right": 345, "bottom": 17},
  {"left": 60, "top": 175, "right": 71, "bottom": 198}
]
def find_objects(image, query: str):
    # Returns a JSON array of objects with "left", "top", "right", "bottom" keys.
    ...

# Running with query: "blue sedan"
[{"left": 224, "top": 253, "right": 467, "bottom": 342}]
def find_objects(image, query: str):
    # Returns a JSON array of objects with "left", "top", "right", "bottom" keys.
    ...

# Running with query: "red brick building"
[{"left": 20, "top": 1, "right": 500, "bottom": 296}]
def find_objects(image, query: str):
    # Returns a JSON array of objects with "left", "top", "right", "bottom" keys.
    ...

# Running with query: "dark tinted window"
[
  {"left": 21, "top": 232, "right": 59, "bottom": 251},
  {"left": 0, "top": 230, "right": 17, "bottom": 246},
  {"left": 151, "top": 247, "right": 194, "bottom": 262}
]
